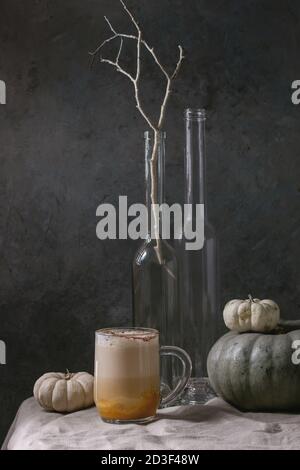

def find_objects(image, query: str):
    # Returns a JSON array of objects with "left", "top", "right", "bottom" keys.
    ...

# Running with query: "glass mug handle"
[{"left": 160, "top": 346, "right": 192, "bottom": 407}]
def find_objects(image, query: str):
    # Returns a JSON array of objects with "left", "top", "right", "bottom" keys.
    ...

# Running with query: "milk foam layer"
[{"left": 95, "top": 329, "right": 159, "bottom": 379}]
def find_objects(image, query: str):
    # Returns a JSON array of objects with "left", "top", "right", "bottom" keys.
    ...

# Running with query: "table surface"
[{"left": 3, "top": 396, "right": 300, "bottom": 450}]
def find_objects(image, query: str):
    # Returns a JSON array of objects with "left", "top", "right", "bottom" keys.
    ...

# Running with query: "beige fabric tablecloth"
[{"left": 2, "top": 397, "right": 300, "bottom": 450}]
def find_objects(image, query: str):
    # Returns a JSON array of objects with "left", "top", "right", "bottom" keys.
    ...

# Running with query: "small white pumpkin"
[
  {"left": 223, "top": 295, "right": 280, "bottom": 333},
  {"left": 33, "top": 370, "right": 94, "bottom": 413}
]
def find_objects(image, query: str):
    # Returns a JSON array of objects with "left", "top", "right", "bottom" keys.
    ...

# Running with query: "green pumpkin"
[{"left": 207, "top": 320, "right": 300, "bottom": 411}]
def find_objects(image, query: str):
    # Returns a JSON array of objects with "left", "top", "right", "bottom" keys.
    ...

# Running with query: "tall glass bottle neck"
[
  {"left": 184, "top": 109, "right": 207, "bottom": 215},
  {"left": 144, "top": 131, "right": 166, "bottom": 232}
]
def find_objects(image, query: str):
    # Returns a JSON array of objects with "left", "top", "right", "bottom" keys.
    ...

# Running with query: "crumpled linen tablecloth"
[{"left": 2, "top": 397, "right": 300, "bottom": 450}]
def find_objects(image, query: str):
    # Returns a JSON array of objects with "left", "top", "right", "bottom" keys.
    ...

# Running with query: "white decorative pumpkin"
[
  {"left": 33, "top": 370, "right": 94, "bottom": 413},
  {"left": 223, "top": 295, "right": 280, "bottom": 333}
]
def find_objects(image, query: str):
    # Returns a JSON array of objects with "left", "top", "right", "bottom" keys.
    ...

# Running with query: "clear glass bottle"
[
  {"left": 178, "top": 109, "right": 220, "bottom": 383},
  {"left": 132, "top": 131, "right": 179, "bottom": 390}
]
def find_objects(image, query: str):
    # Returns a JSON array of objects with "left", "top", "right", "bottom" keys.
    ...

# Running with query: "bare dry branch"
[
  {"left": 143, "top": 44, "right": 170, "bottom": 82},
  {"left": 90, "top": 41, "right": 184, "bottom": 130},
  {"left": 89, "top": 0, "right": 184, "bottom": 130},
  {"left": 100, "top": 56, "right": 135, "bottom": 83},
  {"left": 133, "top": 82, "right": 156, "bottom": 130},
  {"left": 89, "top": 35, "right": 117, "bottom": 59},
  {"left": 116, "top": 38, "right": 124, "bottom": 64},
  {"left": 91, "top": 0, "right": 185, "bottom": 264},
  {"left": 158, "top": 46, "right": 184, "bottom": 128},
  {"left": 136, "top": 30, "right": 142, "bottom": 81},
  {"left": 158, "top": 78, "right": 171, "bottom": 129},
  {"left": 104, "top": 16, "right": 118, "bottom": 35},
  {"left": 120, "top": 0, "right": 140, "bottom": 32},
  {"left": 171, "top": 45, "right": 185, "bottom": 80}
]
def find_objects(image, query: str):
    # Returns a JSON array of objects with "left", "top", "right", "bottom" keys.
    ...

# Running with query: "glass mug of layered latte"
[{"left": 94, "top": 328, "right": 192, "bottom": 423}]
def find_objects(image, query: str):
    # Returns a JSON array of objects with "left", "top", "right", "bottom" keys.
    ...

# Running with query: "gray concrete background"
[{"left": 1, "top": 0, "right": 300, "bottom": 443}]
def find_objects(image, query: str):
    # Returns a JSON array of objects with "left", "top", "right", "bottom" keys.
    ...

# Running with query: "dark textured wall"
[{"left": 1, "top": 0, "right": 300, "bottom": 443}]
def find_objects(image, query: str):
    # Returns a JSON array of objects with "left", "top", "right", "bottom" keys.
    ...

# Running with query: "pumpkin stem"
[
  {"left": 65, "top": 369, "right": 72, "bottom": 380},
  {"left": 248, "top": 294, "right": 254, "bottom": 303}
]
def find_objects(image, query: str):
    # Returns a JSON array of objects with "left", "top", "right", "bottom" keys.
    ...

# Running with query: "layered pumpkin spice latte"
[{"left": 94, "top": 328, "right": 160, "bottom": 421}]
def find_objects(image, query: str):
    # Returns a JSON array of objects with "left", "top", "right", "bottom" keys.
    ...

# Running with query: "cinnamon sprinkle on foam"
[{"left": 97, "top": 328, "right": 158, "bottom": 342}]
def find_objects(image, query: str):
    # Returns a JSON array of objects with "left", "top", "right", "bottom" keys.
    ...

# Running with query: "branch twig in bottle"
[{"left": 89, "top": 0, "right": 184, "bottom": 268}]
